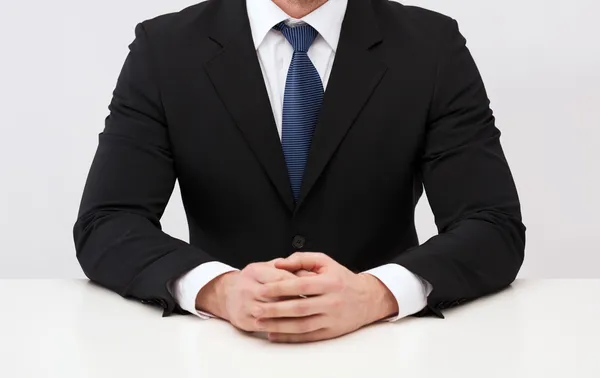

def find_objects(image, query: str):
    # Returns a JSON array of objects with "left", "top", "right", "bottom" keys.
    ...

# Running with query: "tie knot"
[{"left": 274, "top": 22, "right": 319, "bottom": 53}]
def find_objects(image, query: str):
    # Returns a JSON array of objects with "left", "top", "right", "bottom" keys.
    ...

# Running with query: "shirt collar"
[{"left": 246, "top": 0, "right": 348, "bottom": 52}]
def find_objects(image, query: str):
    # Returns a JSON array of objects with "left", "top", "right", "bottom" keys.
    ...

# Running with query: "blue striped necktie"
[{"left": 273, "top": 22, "right": 324, "bottom": 201}]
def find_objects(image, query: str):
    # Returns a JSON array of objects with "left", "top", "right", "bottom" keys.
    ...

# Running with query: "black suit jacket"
[{"left": 74, "top": 0, "right": 525, "bottom": 317}]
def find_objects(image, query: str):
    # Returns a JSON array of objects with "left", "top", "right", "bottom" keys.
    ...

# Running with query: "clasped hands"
[{"left": 196, "top": 252, "right": 399, "bottom": 343}]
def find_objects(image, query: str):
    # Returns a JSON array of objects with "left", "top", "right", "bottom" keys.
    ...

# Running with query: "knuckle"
[
  {"left": 331, "top": 297, "right": 343, "bottom": 309},
  {"left": 258, "top": 285, "right": 271, "bottom": 299},
  {"left": 331, "top": 276, "right": 345, "bottom": 291},
  {"left": 244, "top": 263, "right": 260, "bottom": 275},
  {"left": 269, "top": 257, "right": 283, "bottom": 265},
  {"left": 251, "top": 305, "right": 264, "bottom": 318}
]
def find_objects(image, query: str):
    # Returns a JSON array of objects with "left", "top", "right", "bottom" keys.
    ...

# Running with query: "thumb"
[
  {"left": 295, "top": 269, "right": 318, "bottom": 277},
  {"left": 275, "top": 252, "right": 329, "bottom": 273}
]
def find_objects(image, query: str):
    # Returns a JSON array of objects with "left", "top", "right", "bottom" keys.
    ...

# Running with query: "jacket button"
[{"left": 292, "top": 235, "right": 306, "bottom": 249}]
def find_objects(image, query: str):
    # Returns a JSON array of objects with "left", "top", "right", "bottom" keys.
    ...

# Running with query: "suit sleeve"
[
  {"left": 393, "top": 20, "right": 526, "bottom": 317},
  {"left": 73, "top": 23, "right": 214, "bottom": 316}
]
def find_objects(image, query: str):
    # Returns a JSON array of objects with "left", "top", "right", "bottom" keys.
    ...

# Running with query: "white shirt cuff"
[
  {"left": 364, "top": 263, "right": 433, "bottom": 322},
  {"left": 169, "top": 261, "right": 238, "bottom": 319}
]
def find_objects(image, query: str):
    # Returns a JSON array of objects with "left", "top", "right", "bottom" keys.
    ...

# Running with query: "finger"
[
  {"left": 295, "top": 269, "right": 317, "bottom": 277},
  {"left": 256, "top": 314, "right": 327, "bottom": 334},
  {"left": 275, "top": 252, "right": 330, "bottom": 273},
  {"left": 267, "top": 258, "right": 285, "bottom": 266},
  {"left": 252, "top": 296, "right": 329, "bottom": 318},
  {"left": 261, "top": 275, "right": 340, "bottom": 298},
  {"left": 294, "top": 269, "right": 317, "bottom": 298},
  {"left": 268, "top": 329, "right": 333, "bottom": 343},
  {"left": 245, "top": 263, "right": 298, "bottom": 284}
]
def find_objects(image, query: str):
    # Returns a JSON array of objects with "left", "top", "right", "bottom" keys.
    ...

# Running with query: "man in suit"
[{"left": 74, "top": 0, "right": 525, "bottom": 343}]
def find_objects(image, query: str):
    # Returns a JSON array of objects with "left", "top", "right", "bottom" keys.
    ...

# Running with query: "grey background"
[{"left": 0, "top": 0, "right": 598, "bottom": 278}]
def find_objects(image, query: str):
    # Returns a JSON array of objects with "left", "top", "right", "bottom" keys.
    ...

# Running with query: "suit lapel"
[
  {"left": 297, "top": 0, "right": 387, "bottom": 209},
  {"left": 204, "top": 0, "right": 295, "bottom": 211}
]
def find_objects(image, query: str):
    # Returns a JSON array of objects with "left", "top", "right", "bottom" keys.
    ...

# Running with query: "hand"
[
  {"left": 195, "top": 260, "right": 298, "bottom": 332},
  {"left": 252, "top": 253, "right": 399, "bottom": 343}
]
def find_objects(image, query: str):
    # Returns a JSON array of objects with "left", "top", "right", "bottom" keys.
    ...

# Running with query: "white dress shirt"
[{"left": 170, "top": 0, "right": 433, "bottom": 321}]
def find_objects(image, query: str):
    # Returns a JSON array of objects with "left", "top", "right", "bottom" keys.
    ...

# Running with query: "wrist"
[
  {"left": 195, "top": 271, "right": 238, "bottom": 320},
  {"left": 360, "top": 273, "right": 399, "bottom": 323}
]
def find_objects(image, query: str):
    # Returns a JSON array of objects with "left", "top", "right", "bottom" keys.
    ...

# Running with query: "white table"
[{"left": 0, "top": 280, "right": 598, "bottom": 378}]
